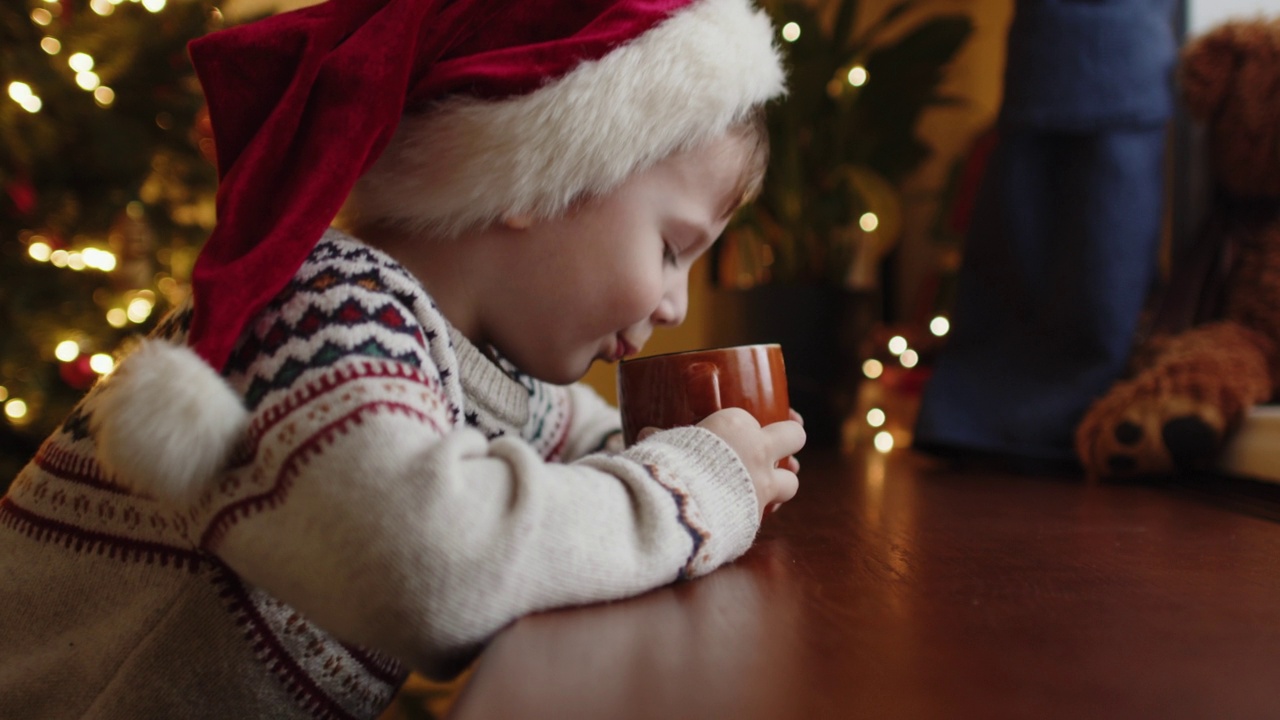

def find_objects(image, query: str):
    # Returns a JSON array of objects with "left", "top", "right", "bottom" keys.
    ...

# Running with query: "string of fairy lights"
[
  {"left": 2, "top": 0, "right": 214, "bottom": 430},
  {"left": 8, "top": 0, "right": 214, "bottom": 119},
  {"left": 854, "top": 317, "right": 951, "bottom": 454},
  {"left": 727, "top": 19, "right": 884, "bottom": 289},
  {"left": 779, "top": 19, "right": 957, "bottom": 455},
  {"left": 10, "top": 0, "right": 173, "bottom": 114}
]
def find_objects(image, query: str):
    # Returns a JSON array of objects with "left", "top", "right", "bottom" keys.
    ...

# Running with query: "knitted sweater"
[{"left": 0, "top": 229, "right": 760, "bottom": 719}]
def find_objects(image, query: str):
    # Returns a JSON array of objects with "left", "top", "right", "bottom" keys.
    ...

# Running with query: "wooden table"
[{"left": 449, "top": 446, "right": 1280, "bottom": 720}]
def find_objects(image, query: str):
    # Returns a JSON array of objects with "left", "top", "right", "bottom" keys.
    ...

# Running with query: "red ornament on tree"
[
  {"left": 5, "top": 173, "right": 37, "bottom": 217},
  {"left": 59, "top": 355, "right": 97, "bottom": 390}
]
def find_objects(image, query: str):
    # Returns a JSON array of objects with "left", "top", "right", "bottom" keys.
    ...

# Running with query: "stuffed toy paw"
[
  {"left": 1076, "top": 322, "right": 1273, "bottom": 478},
  {"left": 1075, "top": 17, "right": 1280, "bottom": 480}
]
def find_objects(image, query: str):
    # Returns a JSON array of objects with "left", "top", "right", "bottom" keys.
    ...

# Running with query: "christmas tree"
[
  {"left": 1, "top": 0, "right": 220, "bottom": 483},
  {"left": 715, "top": 0, "right": 972, "bottom": 290}
]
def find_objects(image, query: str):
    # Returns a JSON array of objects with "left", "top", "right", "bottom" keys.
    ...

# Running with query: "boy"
[{"left": 0, "top": 0, "right": 804, "bottom": 717}]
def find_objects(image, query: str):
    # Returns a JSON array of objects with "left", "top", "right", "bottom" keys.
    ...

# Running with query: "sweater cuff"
[{"left": 621, "top": 426, "right": 760, "bottom": 577}]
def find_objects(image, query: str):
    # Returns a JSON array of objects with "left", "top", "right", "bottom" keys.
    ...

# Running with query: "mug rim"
[{"left": 618, "top": 342, "right": 781, "bottom": 366}]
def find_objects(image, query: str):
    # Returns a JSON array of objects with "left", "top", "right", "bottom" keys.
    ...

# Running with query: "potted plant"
[{"left": 708, "top": 0, "right": 973, "bottom": 444}]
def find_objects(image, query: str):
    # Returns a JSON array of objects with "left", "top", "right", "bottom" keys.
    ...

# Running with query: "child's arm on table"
[
  {"left": 199, "top": 350, "right": 768, "bottom": 680},
  {"left": 639, "top": 408, "right": 804, "bottom": 518},
  {"left": 533, "top": 381, "right": 804, "bottom": 514}
]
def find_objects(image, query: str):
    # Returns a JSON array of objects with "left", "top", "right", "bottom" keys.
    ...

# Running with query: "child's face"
[{"left": 480, "top": 133, "right": 750, "bottom": 384}]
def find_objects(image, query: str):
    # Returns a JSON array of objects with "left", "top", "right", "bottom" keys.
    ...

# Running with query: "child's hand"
[
  {"left": 780, "top": 408, "right": 804, "bottom": 475},
  {"left": 697, "top": 407, "right": 805, "bottom": 518}
]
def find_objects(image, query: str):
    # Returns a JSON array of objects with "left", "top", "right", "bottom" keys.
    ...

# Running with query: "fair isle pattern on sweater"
[
  {"left": 0, "top": 231, "right": 576, "bottom": 718},
  {"left": 222, "top": 239, "right": 457, "bottom": 415},
  {"left": 220, "top": 236, "right": 572, "bottom": 459},
  {"left": 188, "top": 230, "right": 579, "bottom": 708},
  {"left": 0, "top": 447, "right": 406, "bottom": 719},
  {"left": 1, "top": 229, "right": 758, "bottom": 719},
  {"left": 213, "top": 569, "right": 407, "bottom": 717},
  {"left": 196, "top": 359, "right": 451, "bottom": 549}
]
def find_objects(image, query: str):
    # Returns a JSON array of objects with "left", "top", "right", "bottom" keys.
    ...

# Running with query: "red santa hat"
[
  {"left": 188, "top": 0, "right": 785, "bottom": 373},
  {"left": 91, "top": 0, "right": 785, "bottom": 503}
]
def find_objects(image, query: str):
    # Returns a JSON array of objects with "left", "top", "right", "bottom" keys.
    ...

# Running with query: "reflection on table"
[{"left": 449, "top": 416, "right": 1280, "bottom": 720}]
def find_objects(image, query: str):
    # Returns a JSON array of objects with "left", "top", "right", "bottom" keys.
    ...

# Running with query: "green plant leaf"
[
  {"left": 846, "top": 0, "right": 917, "bottom": 58},
  {"left": 723, "top": 3, "right": 975, "bottom": 287},
  {"left": 832, "top": 0, "right": 862, "bottom": 55}
]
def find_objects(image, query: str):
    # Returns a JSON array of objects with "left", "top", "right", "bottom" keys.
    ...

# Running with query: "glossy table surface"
[{"left": 449, "top": 446, "right": 1280, "bottom": 720}]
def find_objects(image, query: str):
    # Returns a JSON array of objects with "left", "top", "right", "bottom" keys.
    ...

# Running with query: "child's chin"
[{"left": 526, "top": 360, "right": 591, "bottom": 387}]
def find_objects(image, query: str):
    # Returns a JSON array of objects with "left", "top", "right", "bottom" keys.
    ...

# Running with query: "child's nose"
[{"left": 652, "top": 283, "right": 688, "bottom": 327}]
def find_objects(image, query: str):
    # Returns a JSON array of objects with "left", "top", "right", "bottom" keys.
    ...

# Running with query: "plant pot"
[{"left": 706, "top": 284, "right": 877, "bottom": 447}]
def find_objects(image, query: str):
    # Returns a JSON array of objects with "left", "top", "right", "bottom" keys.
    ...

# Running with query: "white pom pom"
[{"left": 91, "top": 340, "right": 248, "bottom": 505}]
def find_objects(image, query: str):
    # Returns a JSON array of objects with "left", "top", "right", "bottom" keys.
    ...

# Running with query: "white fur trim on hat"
[
  {"left": 91, "top": 340, "right": 248, "bottom": 506},
  {"left": 344, "top": 0, "right": 785, "bottom": 238}
]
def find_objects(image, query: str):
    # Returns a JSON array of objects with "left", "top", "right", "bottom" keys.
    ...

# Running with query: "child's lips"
[{"left": 617, "top": 336, "right": 640, "bottom": 360}]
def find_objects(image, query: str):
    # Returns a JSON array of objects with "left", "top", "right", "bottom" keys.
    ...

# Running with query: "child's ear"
[{"left": 501, "top": 213, "right": 534, "bottom": 231}]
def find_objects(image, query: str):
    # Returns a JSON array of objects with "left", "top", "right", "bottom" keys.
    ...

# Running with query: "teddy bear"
[{"left": 1075, "top": 16, "right": 1280, "bottom": 480}]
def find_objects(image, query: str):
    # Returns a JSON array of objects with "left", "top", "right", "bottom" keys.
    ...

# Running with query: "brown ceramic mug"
[{"left": 616, "top": 343, "right": 790, "bottom": 446}]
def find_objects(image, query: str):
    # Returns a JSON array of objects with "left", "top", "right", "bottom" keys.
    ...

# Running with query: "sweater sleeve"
[
  {"left": 203, "top": 357, "right": 758, "bottom": 677},
  {"left": 195, "top": 240, "right": 759, "bottom": 677}
]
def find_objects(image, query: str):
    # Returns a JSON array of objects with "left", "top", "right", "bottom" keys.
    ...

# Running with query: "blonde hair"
[
  {"left": 341, "top": 104, "right": 773, "bottom": 238},
  {"left": 337, "top": 0, "right": 784, "bottom": 240},
  {"left": 727, "top": 105, "right": 771, "bottom": 213}
]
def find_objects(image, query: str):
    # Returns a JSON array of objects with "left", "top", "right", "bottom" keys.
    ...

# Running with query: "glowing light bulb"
[
  {"left": 40, "top": 37, "right": 60, "bottom": 54},
  {"left": 106, "top": 308, "right": 128, "bottom": 328},
  {"left": 4, "top": 399, "right": 28, "bottom": 420},
  {"left": 68, "top": 52, "right": 94, "bottom": 72},
  {"left": 866, "top": 408, "right": 886, "bottom": 428},
  {"left": 142, "top": 0, "right": 165, "bottom": 11},
  {"left": 862, "top": 358, "right": 884, "bottom": 380},
  {"left": 9, "top": 81, "right": 43, "bottom": 112},
  {"left": 900, "top": 349, "right": 919, "bottom": 369},
  {"left": 781, "top": 22, "right": 800, "bottom": 42},
  {"left": 127, "top": 297, "right": 154, "bottom": 323},
  {"left": 82, "top": 247, "right": 116, "bottom": 271},
  {"left": 28, "top": 241, "right": 52, "bottom": 262},
  {"left": 75, "top": 71, "right": 100, "bottom": 91},
  {"left": 859, "top": 212, "right": 879, "bottom": 232},
  {"left": 873, "top": 431, "right": 894, "bottom": 453},
  {"left": 8, "top": 82, "right": 33, "bottom": 102},
  {"left": 887, "top": 336, "right": 908, "bottom": 355},
  {"left": 89, "top": 353, "right": 115, "bottom": 375},
  {"left": 847, "top": 65, "right": 868, "bottom": 87},
  {"left": 930, "top": 316, "right": 951, "bottom": 337},
  {"left": 31, "top": 8, "right": 53, "bottom": 25},
  {"left": 55, "top": 340, "right": 80, "bottom": 362}
]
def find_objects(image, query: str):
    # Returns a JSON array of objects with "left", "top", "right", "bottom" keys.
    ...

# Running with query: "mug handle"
[{"left": 684, "top": 362, "right": 722, "bottom": 422}]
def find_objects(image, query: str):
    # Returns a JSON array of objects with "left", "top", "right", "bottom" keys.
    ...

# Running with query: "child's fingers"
[
  {"left": 771, "top": 467, "right": 799, "bottom": 504},
  {"left": 779, "top": 454, "right": 800, "bottom": 474},
  {"left": 789, "top": 408, "right": 804, "bottom": 426},
  {"left": 764, "top": 419, "right": 806, "bottom": 460}
]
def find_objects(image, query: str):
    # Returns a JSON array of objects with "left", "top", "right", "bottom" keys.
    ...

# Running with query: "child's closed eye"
[{"left": 663, "top": 242, "right": 679, "bottom": 267}]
